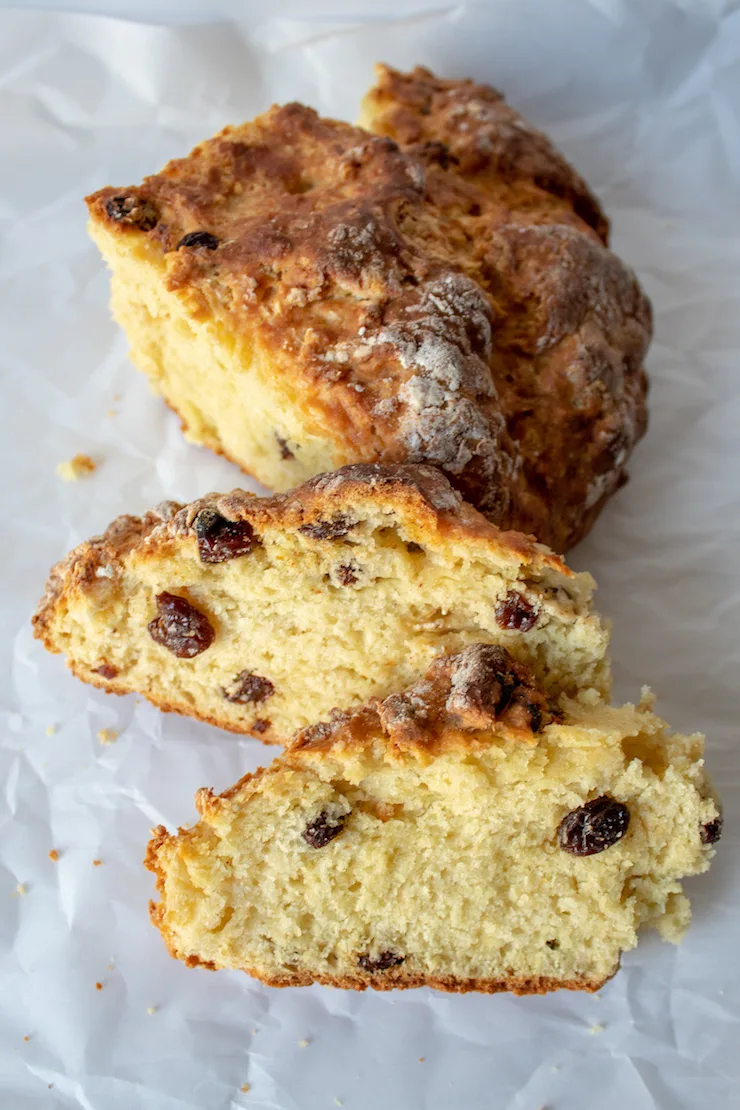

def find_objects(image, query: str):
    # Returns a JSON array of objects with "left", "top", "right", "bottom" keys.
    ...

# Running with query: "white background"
[{"left": 1, "top": 2, "right": 739, "bottom": 1107}]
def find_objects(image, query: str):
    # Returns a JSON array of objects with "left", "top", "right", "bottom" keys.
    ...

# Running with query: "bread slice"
[
  {"left": 146, "top": 645, "right": 721, "bottom": 994},
  {"left": 84, "top": 65, "right": 650, "bottom": 552},
  {"left": 33, "top": 464, "right": 609, "bottom": 744}
]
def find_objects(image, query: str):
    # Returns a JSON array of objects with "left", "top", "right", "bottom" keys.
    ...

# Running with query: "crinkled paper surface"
[{"left": 1, "top": 1, "right": 739, "bottom": 1106}]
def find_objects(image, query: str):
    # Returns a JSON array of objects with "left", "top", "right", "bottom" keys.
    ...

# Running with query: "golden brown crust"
[
  {"left": 87, "top": 65, "right": 650, "bottom": 551},
  {"left": 144, "top": 822, "right": 607, "bottom": 995},
  {"left": 363, "top": 63, "right": 610, "bottom": 242}
]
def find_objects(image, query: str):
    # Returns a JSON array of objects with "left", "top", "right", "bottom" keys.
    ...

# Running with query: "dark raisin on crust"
[
  {"left": 336, "top": 563, "right": 359, "bottom": 586},
  {"left": 494, "top": 591, "right": 539, "bottom": 632},
  {"left": 276, "top": 434, "right": 295, "bottom": 460},
  {"left": 251, "top": 719, "right": 271, "bottom": 734},
  {"left": 299, "top": 515, "right": 355, "bottom": 540},
  {"left": 148, "top": 592, "right": 215, "bottom": 658},
  {"left": 302, "top": 810, "right": 348, "bottom": 848},
  {"left": 701, "top": 816, "right": 723, "bottom": 845},
  {"left": 558, "top": 796, "right": 630, "bottom": 856},
  {"left": 357, "top": 951, "right": 405, "bottom": 972},
  {"left": 94, "top": 663, "right": 119, "bottom": 679},
  {"left": 177, "top": 230, "right": 219, "bottom": 250},
  {"left": 194, "top": 509, "right": 257, "bottom": 564},
  {"left": 223, "top": 671, "right": 274, "bottom": 704},
  {"left": 105, "top": 194, "right": 158, "bottom": 230},
  {"left": 406, "top": 542, "right": 424, "bottom": 554}
]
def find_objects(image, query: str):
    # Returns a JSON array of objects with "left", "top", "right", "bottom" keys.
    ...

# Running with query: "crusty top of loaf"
[
  {"left": 32, "top": 463, "right": 576, "bottom": 644},
  {"left": 86, "top": 64, "right": 650, "bottom": 551}
]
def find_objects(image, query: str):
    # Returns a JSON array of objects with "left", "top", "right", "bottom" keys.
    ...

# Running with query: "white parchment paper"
[{"left": 2, "top": 2, "right": 739, "bottom": 1107}]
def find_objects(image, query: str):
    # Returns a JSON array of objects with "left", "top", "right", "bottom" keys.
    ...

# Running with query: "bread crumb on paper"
[
  {"left": 147, "top": 1006, "right": 157, "bottom": 1016},
  {"left": 13, "top": 883, "right": 26, "bottom": 897},
  {"left": 56, "top": 454, "right": 97, "bottom": 482},
  {"left": 95, "top": 981, "right": 103, "bottom": 991},
  {"left": 23, "top": 1035, "right": 30, "bottom": 1043},
  {"left": 93, "top": 859, "right": 102, "bottom": 867},
  {"left": 418, "top": 1057, "right": 424, "bottom": 1063},
  {"left": 589, "top": 1023, "right": 604, "bottom": 1035},
  {"left": 48, "top": 849, "right": 59, "bottom": 862},
  {"left": 107, "top": 409, "right": 118, "bottom": 417},
  {"left": 240, "top": 1084, "right": 251, "bottom": 1093},
  {"left": 333, "top": 1099, "right": 343, "bottom": 1107},
  {"left": 297, "top": 1038, "right": 310, "bottom": 1048},
  {"left": 97, "top": 728, "right": 118, "bottom": 745},
  {"left": 45, "top": 724, "right": 56, "bottom": 737}
]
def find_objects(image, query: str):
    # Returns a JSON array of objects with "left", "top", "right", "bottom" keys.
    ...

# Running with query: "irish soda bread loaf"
[
  {"left": 146, "top": 645, "right": 721, "bottom": 994},
  {"left": 85, "top": 64, "right": 650, "bottom": 552},
  {"left": 33, "top": 464, "right": 609, "bottom": 744}
]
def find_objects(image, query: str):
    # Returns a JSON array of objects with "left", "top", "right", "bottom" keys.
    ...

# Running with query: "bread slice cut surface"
[
  {"left": 146, "top": 646, "right": 721, "bottom": 993},
  {"left": 33, "top": 465, "right": 610, "bottom": 744}
]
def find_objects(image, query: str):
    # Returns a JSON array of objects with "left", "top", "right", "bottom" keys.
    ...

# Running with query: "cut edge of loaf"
[
  {"left": 33, "top": 464, "right": 610, "bottom": 743},
  {"left": 143, "top": 653, "right": 719, "bottom": 994}
]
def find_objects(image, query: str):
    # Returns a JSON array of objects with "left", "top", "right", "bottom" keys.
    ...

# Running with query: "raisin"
[
  {"left": 94, "top": 664, "right": 119, "bottom": 680},
  {"left": 302, "top": 810, "right": 347, "bottom": 848},
  {"left": 546, "top": 939, "right": 560, "bottom": 950},
  {"left": 701, "top": 816, "right": 723, "bottom": 845},
  {"left": 223, "top": 671, "right": 274, "bottom": 704},
  {"left": 469, "top": 202, "right": 482, "bottom": 217},
  {"left": 495, "top": 591, "right": 539, "bottom": 631},
  {"left": 177, "top": 230, "right": 219, "bottom": 250},
  {"left": 105, "top": 194, "right": 158, "bottom": 230},
  {"left": 194, "top": 509, "right": 257, "bottom": 564},
  {"left": 251, "top": 718, "right": 271, "bottom": 735},
  {"left": 336, "top": 564, "right": 359, "bottom": 586},
  {"left": 299, "top": 515, "right": 354, "bottom": 540},
  {"left": 357, "top": 951, "right": 405, "bottom": 972},
  {"left": 558, "top": 796, "right": 630, "bottom": 856},
  {"left": 406, "top": 542, "right": 424, "bottom": 554},
  {"left": 276, "top": 434, "right": 294, "bottom": 460},
  {"left": 148, "top": 592, "right": 215, "bottom": 658}
]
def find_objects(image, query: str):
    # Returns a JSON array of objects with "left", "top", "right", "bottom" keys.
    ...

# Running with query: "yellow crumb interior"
[
  {"left": 90, "top": 224, "right": 341, "bottom": 487},
  {"left": 153, "top": 694, "right": 717, "bottom": 989},
  {"left": 48, "top": 506, "right": 609, "bottom": 739}
]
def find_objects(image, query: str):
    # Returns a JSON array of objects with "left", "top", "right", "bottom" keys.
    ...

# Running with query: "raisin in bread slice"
[
  {"left": 33, "top": 464, "right": 609, "bottom": 744},
  {"left": 146, "top": 645, "right": 721, "bottom": 994}
]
